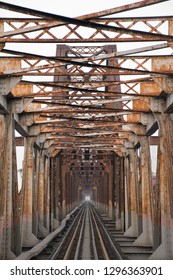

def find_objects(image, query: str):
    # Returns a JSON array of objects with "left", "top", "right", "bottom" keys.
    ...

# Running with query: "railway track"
[{"left": 30, "top": 202, "right": 125, "bottom": 260}]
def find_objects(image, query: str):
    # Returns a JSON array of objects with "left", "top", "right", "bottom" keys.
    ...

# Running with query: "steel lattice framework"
[
  {"left": 0, "top": 0, "right": 173, "bottom": 260},
  {"left": 0, "top": 0, "right": 172, "bottom": 152}
]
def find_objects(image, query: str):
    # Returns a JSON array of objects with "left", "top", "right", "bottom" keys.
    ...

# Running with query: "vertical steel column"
[
  {"left": 104, "top": 172, "right": 108, "bottom": 214},
  {"left": 115, "top": 156, "right": 125, "bottom": 231},
  {"left": 152, "top": 144, "right": 161, "bottom": 251},
  {"left": 37, "top": 151, "right": 49, "bottom": 237},
  {"left": 61, "top": 162, "right": 67, "bottom": 219},
  {"left": 103, "top": 45, "right": 121, "bottom": 111},
  {"left": 106, "top": 159, "right": 113, "bottom": 219},
  {"left": 53, "top": 156, "right": 61, "bottom": 228},
  {"left": 66, "top": 172, "right": 70, "bottom": 214},
  {"left": 0, "top": 116, "right": 6, "bottom": 259},
  {"left": 124, "top": 155, "right": 131, "bottom": 231},
  {"left": 55, "top": 45, "right": 70, "bottom": 83},
  {"left": 22, "top": 137, "right": 39, "bottom": 247},
  {"left": 135, "top": 147, "right": 143, "bottom": 237},
  {"left": 44, "top": 156, "right": 50, "bottom": 231},
  {"left": 0, "top": 112, "right": 21, "bottom": 259},
  {"left": 32, "top": 148, "right": 40, "bottom": 237},
  {"left": 70, "top": 172, "right": 76, "bottom": 210},
  {"left": 49, "top": 158, "right": 54, "bottom": 231},
  {"left": 114, "top": 156, "right": 121, "bottom": 229},
  {"left": 98, "top": 174, "right": 104, "bottom": 213},
  {"left": 92, "top": 184, "right": 97, "bottom": 207},
  {"left": 150, "top": 114, "right": 173, "bottom": 259},
  {"left": 134, "top": 137, "right": 153, "bottom": 246},
  {"left": 12, "top": 124, "right": 22, "bottom": 257},
  {"left": 71, "top": 172, "right": 76, "bottom": 210},
  {"left": 124, "top": 149, "right": 138, "bottom": 237},
  {"left": 120, "top": 157, "right": 125, "bottom": 232}
]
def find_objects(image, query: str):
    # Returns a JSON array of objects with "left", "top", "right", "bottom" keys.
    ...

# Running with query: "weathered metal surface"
[
  {"left": 21, "top": 137, "right": 39, "bottom": 247},
  {"left": 0, "top": 76, "right": 21, "bottom": 96},
  {"left": 140, "top": 81, "right": 162, "bottom": 96},
  {"left": 150, "top": 114, "right": 173, "bottom": 259},
  {"left": 0, "top": 116, "right": 6, "bottom": 259},
  {"left": 0, "top": 110, "right": 20, "bottom": 259},
  {"left": 134, "top": 137, "right": 153, "bottom": 246},
  {"left": 0, "top": 54, "right": 170, "bottom": 80},
  {"left": 124, "top": 150, "right": 138, "bottom": 237},
  {"left": 152, "top": 57, "right": 173, "bottom": 73},
  {"left": 0, "top": 0, "right": 171, "bottom": 43},
  {"left": 168, "top": 20, "right": 173, "bottom": 36},
  {"left": 0, "top": 58, "right": 21, "bottom": 73},
  {"left": 166, "top": 93, "right": 173, "bottom": 113},
  {"left": 0, "top": 0, "right": 173, "bottom": 260},
  {"left": 153, "top": 76, "right": 173, "bottom": 94},
  {"left": 0, "top": 17, "right": 172, "bottom": 43},
  {"left": 150, "top": 136, "right": 159, "bottom": 145},
  {"left": 82, "top": 0, "right": 170, "bottom": 18}
]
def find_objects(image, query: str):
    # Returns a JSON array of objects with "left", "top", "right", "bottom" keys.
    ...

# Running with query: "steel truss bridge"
[{"left": 0, "top": 0, "right": 173, "bottom": 259}]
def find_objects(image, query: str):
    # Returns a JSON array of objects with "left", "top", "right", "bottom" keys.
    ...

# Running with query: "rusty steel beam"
[
  {"left": 1, "top": 0, "right": 173, "bottom": 261},
  {"left": 49, "top": 147, "right": 123, "bottom": 151},
  {"left": 16, "top": 78, "right": 155, "bottom": 98},
  {"left": 150, "top": 136, "right": 159, "bottom": 145},
  {"left": 24, "top": 109, "right": 145, "bottom": 114},
  {"left": 35, "top": 119, "right": 139, "bottom": 126},
  {"left": 78, "top": 0, "right": 170, "bottom": 19},
  {"left": 0, "top": 43, "right": 4, "bottom": 50},
  {"left": 1, "top": 44, "right": 168, "bottom": 86},
  {"left": 50, "top": 136, "right": 128, "bottom": 142},
  {"left": 0, "top": 1, "right": 170, "bottom": 41},
  {"left": 18, "top": 79, "right": 156, "bottom": 96},
  {"left": 1, "top": 16, "right": 172, "bottom": 22},
  {"left": 1, "top": 49, "right": 152, "bottom": 78},
  {"left": 52, "top": 135, "right": 128, "bottom": 140},
  {"left": 1, "top": 0, "right": 168, "bottom": 22},
  {"left": 47, "top": 140, "right": 124, "bottom": 146},
  {"left": 33, "top": 96, "right": 139, "bottom": 105},
  {"left": 16, "top": 90, "right": 157, "bottom": 98},
  {"left": 95, "top": 15, "right": 173, "bottom": 21},
  {"left": 41, "top": 125, "right": 123, "bottom": 133},
  {"left": 1, "top": 18, "right": 172, "bottom": 43},
  {"left": 15, "top": 136, "right": 24, "bottom": 146},
  {"left": 48, "top": 142, "right": 124, "bottom": 147},
  {"left": 0, "top": 1, "right": 172, "bottom": 42},
  {"left": 2, "top": 38, "right": 170, "bottom": 43},
  {"left": 2, "top": 45, "right": 171, "bottom": 78},
  {"left": 0, "top": 16, "right": 171, "bottom": 42}
]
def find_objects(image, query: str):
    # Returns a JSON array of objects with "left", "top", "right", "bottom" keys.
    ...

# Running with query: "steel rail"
[
  {"left": 63, "top": 208, "right": 86, "bottom": 260},
  {"left": 73, "top": 213, "right": 86, "bottom": 259},
  {"left": 89, "top": 213, "right": 99, "bottom": 260},
  {"left": 88, "top": 204, "right": 109, "bottom": 260},
  {"left": 50, "top": 204, "right": 86, "bottom": 259},
  {"left": 49, "top": 202, "right": 124, "bottom": 260},
  {"left": 90, "top": 204, "right": 123, "bottom": 260}
]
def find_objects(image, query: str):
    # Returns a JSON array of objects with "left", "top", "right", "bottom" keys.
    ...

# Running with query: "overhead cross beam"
[
  {"left": 0, "top": 0, "right": 172, "bottom": 154},
  {"left": 0, "top": 1, "right": 172, "bottom": 42}
]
